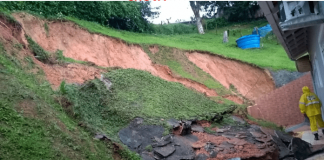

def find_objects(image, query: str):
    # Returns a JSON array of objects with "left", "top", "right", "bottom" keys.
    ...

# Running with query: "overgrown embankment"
[
  {"left": 0, "top": 12, "right": 235, "bottom": 159},
  {"left": 0, "top": 15, "right": 127, "bottom": 159},
  {"left": 13, "top": 12, "right": 276, "bottom": 103}
]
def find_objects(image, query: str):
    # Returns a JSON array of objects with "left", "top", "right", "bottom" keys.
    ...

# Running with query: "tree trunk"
[
  {"left": 190, "top": 1, "right": 204, "bottom": 34},
  {"left": 196, "top": 17, "right": 204, "bottom": 34}
]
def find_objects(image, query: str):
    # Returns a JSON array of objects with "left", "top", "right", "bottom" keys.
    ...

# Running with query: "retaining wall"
[{"left": 248, "top": 72, "right": 313, "bottom": 127}]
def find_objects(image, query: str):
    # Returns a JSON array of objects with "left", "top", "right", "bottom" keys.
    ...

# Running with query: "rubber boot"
[
  {"left": 322, "top": 129, "right": 324, "bottom": 135},
  {"left": 314, "top": 133, "right": 319, "bottom": 140}
]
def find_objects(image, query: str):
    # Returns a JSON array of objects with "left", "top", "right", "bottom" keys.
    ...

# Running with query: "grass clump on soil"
[
  {"left": 26, "top": 35, "right": 50, "bottom": 62},
  {"left": 145, "top": 145, "right": 153, "bottom": 152},
  {"left": 247, "top": 115, "right": 284, "bottom": 131},
  {"left": 142, "top": 45, "right": 232, "bottom": 96},
  {"left": 64, "top": 69, "right": 233, "bottom": 141},
  {"left": 0, "top": 41, "right": 121, "bottom": 159},
  {"left": 44, "top": 22, "right": 49, "bottom": 37},
  {"left": 66, "top": 17, "right": 295, "bottom": 71}
]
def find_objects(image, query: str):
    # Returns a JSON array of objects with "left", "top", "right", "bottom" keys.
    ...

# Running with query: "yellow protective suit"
[{"left": 299, "top": 86, "right": 324, "bottom": 133}]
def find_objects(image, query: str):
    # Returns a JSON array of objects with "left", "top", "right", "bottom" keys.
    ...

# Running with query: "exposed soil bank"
[
  {"left": 13, "top": 13, "right": 218, "bottom": 96},
  {"left": 187, "top": 52, "right": 275, "bottom": 101}
]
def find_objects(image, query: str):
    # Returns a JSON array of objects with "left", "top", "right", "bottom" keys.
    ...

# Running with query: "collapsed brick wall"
[{"left": 247, "top": 72, "right": 313, "bottom": 127}]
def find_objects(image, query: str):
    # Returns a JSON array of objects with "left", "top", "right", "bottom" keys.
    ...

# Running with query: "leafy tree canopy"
[
  {"left": 0, "top": 1, "right": 160, "bottom": 33},
  {"left": 202, "top": 1, "right": 260, "bottom": 22}
]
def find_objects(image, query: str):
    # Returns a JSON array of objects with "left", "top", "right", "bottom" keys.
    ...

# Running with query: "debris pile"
[
  {"left": 118, "top": 117, "right": 324, "bottom": 160},
  {"left": 191, "top": 125, "right": 279, "bottom": 160}
]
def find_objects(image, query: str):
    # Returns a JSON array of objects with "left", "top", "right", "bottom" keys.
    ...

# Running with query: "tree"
[
  {"left": 139, "top": 1, "right": 160, "bottom": 20},
  {"left": 190, "top": 1, "right": 204, "bottom": 34},
  {"left": 202, "top": 1, "right": 260, "bottom": 22}
]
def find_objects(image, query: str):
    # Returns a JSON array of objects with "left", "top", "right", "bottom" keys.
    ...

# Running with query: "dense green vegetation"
[
  {"left": 0, "top": 1, "right": 157, "bottom": 33},
  {"left": 0, "top": 42, "right": 121, "bottom": 159},
  {"left": 64, "top": 69, "right": 234, "bottom": 140}
]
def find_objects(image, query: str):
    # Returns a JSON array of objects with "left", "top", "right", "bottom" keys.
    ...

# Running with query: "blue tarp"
[{"left": 252, "top": 24, "right": 272, "bottom": 37}]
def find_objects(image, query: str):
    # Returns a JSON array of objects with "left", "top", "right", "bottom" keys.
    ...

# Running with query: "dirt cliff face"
[
  {"left": 187, "top": 52, "right": 275, "bottom": 101},
  {"left": 10, "top": 12, "right": 275, "bottom": 102}
]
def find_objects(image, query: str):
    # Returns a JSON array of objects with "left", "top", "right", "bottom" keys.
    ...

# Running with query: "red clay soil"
[
  {"left": 34, "top": 60, "right": 103, "bottom": 89},
  {"left": 187, "top": 52, "right": 275, "bottom": 101},
  {"left": 192, "top": 132, "right": 276, "bottom": 160},
  {"left": 13, "top": 13, "right": 218, "bottom": 97},
  {"left": 197, "top": 120, "right": 212, "bottom": 128},
  {"left": 0, "top": 15, "right": 105, "bottom": 89}
]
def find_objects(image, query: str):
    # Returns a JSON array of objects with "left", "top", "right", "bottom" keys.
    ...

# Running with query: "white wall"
[{"left": 307, "top": 23, "right": 324, "bottom": 119}]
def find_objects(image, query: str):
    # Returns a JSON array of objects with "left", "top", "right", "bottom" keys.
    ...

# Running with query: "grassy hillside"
[
  {"left": 67, "top": 17, "right": 295, "bottom": 71},
  {"left": 0, "top": 41, "right": 122, "bottom": 159},
  {"left": 0, "top": 12, "right": 237, "bottom": 159},
  {"left": 63, "top": 69, "right": 235, "bottom": 140}
]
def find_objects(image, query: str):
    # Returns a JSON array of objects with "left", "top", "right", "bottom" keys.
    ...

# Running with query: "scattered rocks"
[
  {"left": 99, "top": 74, "right": 112, "bottom": 90},
  {"left": 94, "top": 133, "right": 108, "bottom": 140},
  {"left": 120, "top": 117, "right": 320, "bottom": 160},
  {"left": 209, "top": 150, "right": 218, "bottom": 158},
  {"left": 204, "top": 142, "right": 215, "bottom": 152}
]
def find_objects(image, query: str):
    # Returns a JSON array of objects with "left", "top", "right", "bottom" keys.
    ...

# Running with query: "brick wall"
[{"left": 248, "top": 72, "right": 313, "bottom": 127}]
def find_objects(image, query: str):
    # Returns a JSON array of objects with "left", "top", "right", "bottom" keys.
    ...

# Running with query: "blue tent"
[{"left": 252, "top": 24, "right": 272, "bottom": 37}]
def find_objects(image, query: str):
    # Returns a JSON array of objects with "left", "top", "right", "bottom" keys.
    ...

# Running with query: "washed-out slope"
[{"left": 13, "top": 13, "right": 275, "bottom": 101}]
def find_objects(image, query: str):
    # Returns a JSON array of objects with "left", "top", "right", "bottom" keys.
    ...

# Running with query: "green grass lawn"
[{"left": 67, "top": 17, "right": 296, "bottom": 71}]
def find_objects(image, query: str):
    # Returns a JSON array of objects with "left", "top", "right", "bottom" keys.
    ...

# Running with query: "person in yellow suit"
[{"left": 299, "top": 86, "right": 324, "bottom": 140}]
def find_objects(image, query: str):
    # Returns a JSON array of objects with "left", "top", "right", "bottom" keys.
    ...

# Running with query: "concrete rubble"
[{"left": 117, "top": 117, "right": 324, "bottom": 160}]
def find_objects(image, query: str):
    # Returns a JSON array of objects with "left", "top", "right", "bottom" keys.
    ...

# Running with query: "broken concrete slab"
[
  {"left": 191, "top": 141, "right": 205, "bottom": 149},
  {"left": 167, "top": 119, "right": 180, "bottom": 128},
  {"left": 271, "top": 135, "right": 291, "bottom": 159},
  {"left": 291, "top": 137, "right": 312, "bottom": 160},
  {"left": 275, "top": 130, "right": 293, "bottom": 144},
  {"left": 152, "top": 135, "right": 172, "bottom": 147},
  {"left": 218, "top": 141, "right": 234, "bottom": 149},
  {"left": 153, "top": 145, "right": 176, "bottom": 158},
  {"left": 141, "top": 151, "right": 155, "bottom": 160},
  {"left": 181, "top": 121, "right": 192, "bottom": 135},
  {"left": 167, "top": 135, "right": 196, "bottom": 160},
  {"left": 194, "top": 154, "right": 208, "bottom": 160},
  {"left": 250, "top": 131, "right": 265, "bottom": 138},
  {"left": 231, "top": 115, "right": 246, "bottom": 124},
  {"left": 119, "top": 119, "right": 164, "bottom": 152},
  {"left": 228, "top": 138, "right": 249, "bottom": 146},
  {"left": 191, "top": 125, "right": 204, "bottom": 133},
  {"left": 260, "top": 127, "right": 275, "bottom": 136},
  {"left": 119, "top": 129, "right": 143, "bottom": 149}
]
